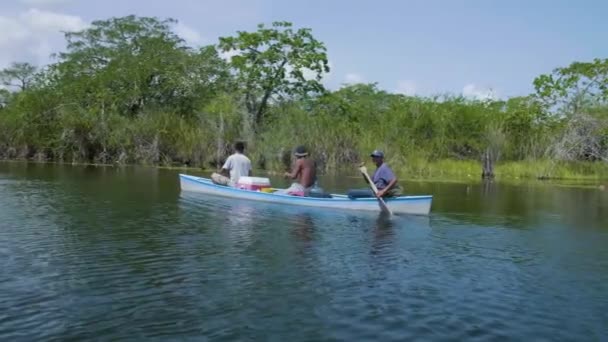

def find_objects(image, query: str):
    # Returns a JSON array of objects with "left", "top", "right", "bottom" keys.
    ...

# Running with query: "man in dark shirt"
[
  {"left": 369, "top": 150, "right": 401, "bottom": 197},
  {"left": 348, "top": 150, "right": 402, "bottom": 198}
]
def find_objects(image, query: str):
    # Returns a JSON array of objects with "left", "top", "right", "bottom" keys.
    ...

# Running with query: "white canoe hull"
[{"left": 179, "top": 174, "right": 432, "bottom": 215}]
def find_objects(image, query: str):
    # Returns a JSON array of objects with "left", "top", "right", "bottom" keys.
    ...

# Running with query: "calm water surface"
[{"left": 0, "top": 162, "right": 607, "bottom": 341}]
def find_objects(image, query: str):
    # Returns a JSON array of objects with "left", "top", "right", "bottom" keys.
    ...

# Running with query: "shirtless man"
[{"left": 280, "top": 145, "right": 316, "bottom": 196}]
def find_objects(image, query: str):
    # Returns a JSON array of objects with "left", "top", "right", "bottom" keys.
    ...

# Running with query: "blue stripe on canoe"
[{"left": 179, "top": 174, "right": 433, "bottom": 203}]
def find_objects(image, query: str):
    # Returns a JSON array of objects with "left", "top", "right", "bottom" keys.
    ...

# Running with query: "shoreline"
[{"left": 1, "top": 158, "right": 606, "bottom": 190}]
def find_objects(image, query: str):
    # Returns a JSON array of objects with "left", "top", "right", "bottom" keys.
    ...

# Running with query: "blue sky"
[{"left": 1, "top": 0, "right": 606, "bottom": 99}]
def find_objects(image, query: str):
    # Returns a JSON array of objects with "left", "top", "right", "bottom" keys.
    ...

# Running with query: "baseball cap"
[{"left": 370, "top": 150, "right": 384, "bottom": 158}]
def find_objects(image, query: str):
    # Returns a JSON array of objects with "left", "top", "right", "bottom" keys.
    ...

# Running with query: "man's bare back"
[
  {"left": 297, "top": 157, "right": 316, "bottom": 188},
  {"left": 285, "top": 157, "right": 316, "bottom": 188}
]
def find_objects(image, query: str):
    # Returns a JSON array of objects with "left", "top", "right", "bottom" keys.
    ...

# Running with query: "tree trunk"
[
  {"left": 252, "top": 59, "right": 288, "bottom": 129},
  {"left": 217, "top": 111, "right": 224, "bottom": 170},
  {"left": 481, "top": 148, "right": 495, "bottom": 179},
  {"left": 255, "top": 90, "right": 271, "bottom": 126},
  {"left": 151, "top": 134, "right": 159, "bottom": 164}
]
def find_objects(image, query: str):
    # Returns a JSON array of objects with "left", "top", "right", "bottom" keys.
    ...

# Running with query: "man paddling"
[
  {"left": 279, "top": 145, "right": 317, "bottom": 196},
  {"left": 348, "top": 150, "right": 402, "bottom": 198},
  {"left": 211, "top": 141, "right": 252, "bottom": 187}
]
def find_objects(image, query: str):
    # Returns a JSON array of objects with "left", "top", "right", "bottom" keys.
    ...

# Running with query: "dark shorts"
[{"left": 347, "top": 186, "right": 403, "bottom": 199}]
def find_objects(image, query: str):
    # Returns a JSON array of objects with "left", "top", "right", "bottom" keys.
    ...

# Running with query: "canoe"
[{"left": 179, "top": 174, "right": 433, "bottom": 215}]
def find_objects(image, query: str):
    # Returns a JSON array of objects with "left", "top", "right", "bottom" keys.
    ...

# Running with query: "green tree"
[
  {"left": 50, "top": 15, "right": 229, "bottom": 116},
  {"left": 534, "top": 59, "right": 608, "bottom": 162},
  {"left": 218, "top": 21, "right": 330, "bottom": 127},
  {"left": 0, "top": 62, "right": 37, "bottom": 91},
  {"left": 202, "top": 93, "right": 247, "bottom": 167},
  {"left": 533, "top": 58, "right": 608, "bottom": 115},
  {"left": 501, "top": 96, "right": 550, "bottom": 159},
  {"left": 0, "top": 88, "right": 10, "bottom": 108}
]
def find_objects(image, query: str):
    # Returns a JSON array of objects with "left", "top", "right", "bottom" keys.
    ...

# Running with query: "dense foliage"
[{"left": 0, "top": 15, "right": 606, "bottom": 179}]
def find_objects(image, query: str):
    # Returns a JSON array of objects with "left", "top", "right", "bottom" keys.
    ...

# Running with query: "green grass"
[
  {"left": 397, "top": 158, "right": 480, "bottom": 180},
  {"left": 496, "top": 160, "right": 608, "bottom": 180},
  {"left": 383, "top": 158, "right": 608, "bottom": 183},
  {"left": 3, "top": 155, "right": 607, "bottom": 187}
]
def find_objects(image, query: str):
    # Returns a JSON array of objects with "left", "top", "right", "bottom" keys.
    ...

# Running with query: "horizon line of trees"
[{"left": 0, "top": 15, "right": 606, "bottom": 179}]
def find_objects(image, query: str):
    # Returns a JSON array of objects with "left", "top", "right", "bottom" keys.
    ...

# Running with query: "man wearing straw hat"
[{"left": 278, "top": 145, "right": 317, "bottom": 196}]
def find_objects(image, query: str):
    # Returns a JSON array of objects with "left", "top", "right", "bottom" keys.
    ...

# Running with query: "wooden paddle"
[{"left": 359, "top": 164, "right": 393, "bottom": 215}]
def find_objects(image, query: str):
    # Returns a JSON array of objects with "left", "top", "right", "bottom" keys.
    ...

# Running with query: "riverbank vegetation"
[{"left": 1, "top": 16, "right": 607, "bottom": 181}]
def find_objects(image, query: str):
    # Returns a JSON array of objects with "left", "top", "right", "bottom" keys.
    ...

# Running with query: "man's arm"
[
  {"left": 376, "top": 177, "right": 397, "bottom": 197},
  {"left": 220, "top": 157, "right": 232, "bottom": 177},
  {"left": 284, "top": 159, "right": 302, "bottom": 179}
]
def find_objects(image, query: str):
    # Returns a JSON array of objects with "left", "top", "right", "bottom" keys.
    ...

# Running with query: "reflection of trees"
[
  {"left": 371, "top": 213, "right": 396, "bottom": 257},
  {"left": 291, "top": 213, "right": 316, "bottom": 256},
  {"left": 292, "top": 213, "right": 316, "bottom": 251},
  {"left": 482, "top": 178, "right": 496, "bottom": 196},
  {"left": 430, "top": 180, "right": 607, "bottom": 231}
]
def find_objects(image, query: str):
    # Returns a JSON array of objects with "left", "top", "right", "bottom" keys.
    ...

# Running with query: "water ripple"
[{"left": 0, "top": 167, "right": 607, "bottom": 341}]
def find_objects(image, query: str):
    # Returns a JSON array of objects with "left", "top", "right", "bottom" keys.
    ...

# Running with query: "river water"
[{"left": 0, "top": 162, "right": 607, "bottom": 341}]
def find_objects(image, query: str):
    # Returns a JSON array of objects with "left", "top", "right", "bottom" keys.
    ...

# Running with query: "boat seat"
[{"left": 307, "top": 191, "right": 332, "bottom": 198}]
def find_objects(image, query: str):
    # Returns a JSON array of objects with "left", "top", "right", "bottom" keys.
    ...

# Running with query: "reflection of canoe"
[{"left": 179, "top": 174, "right": 432, "bottom": 215}]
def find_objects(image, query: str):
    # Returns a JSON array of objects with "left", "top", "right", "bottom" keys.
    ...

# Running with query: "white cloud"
[
  {"left": 344, "top": 72, "right": 365, "bottom": 84},
  {"left": 218, "top": 48, "right": 239, "bottom": 61},
  {"left": 174, "top": 22, "right": 204, "bottom": 46},
  {"left": 21, "top": 8, "right": 87, "bottom": 33},
  {"left": 301, "top": 67, "right": 318, "bottom": 81},
  {"left": 0, "top": 9, "right": 87, "bottom": 68},
  {"left": 462, "top": 83, "right": 497, "bottom": 100},
  {"left": 0, "top": 17, "right": 30, "bottom": 46},
  {"left": 28, "top": 40, "right": 53, "bottom": 64},
  {"left": 19, "top": 0, "right": 73, "bottom": 6},
  {"left": 395, "top": 79, "right": 416, "bottom": 95}
]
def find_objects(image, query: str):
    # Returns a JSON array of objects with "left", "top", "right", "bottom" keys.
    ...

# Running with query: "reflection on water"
[
  {"left": 292, "top": 213, "right": 315, "bottom": 244},
  {"left": 371, "top": 212, "right": 395, "bottom": 256},
  {"left": 0, "top": 162, "right": 607, "bottom": 341}
]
